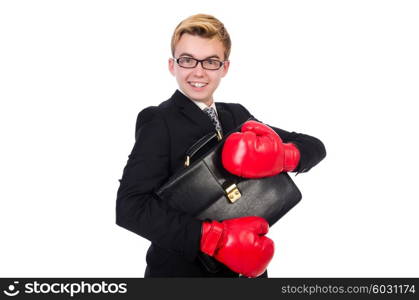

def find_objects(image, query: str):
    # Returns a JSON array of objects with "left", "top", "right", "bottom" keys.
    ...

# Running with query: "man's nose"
[{"left": 192, "top": 62, "right": 205, "bottom": 76}]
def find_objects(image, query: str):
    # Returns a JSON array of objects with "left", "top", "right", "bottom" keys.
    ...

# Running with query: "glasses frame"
[{"left": 174, "top": 56, "right": 225, "bottom": 70}]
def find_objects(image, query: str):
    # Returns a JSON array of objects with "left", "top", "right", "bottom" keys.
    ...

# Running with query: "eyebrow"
[{"left": 178, "top": 52, "right": 221, "bottom": 60}]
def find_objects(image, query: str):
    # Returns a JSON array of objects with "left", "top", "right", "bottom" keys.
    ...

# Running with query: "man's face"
[{"left": 169, "top": 33, "right": 230, "bottom": 106}]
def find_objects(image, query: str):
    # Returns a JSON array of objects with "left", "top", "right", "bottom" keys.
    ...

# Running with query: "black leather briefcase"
[
  {"left": 154, "top": 125, "right": 302, "bottom": 226},
  {"left": 154, "top": 123, "right": 302, "bottom": 274}
]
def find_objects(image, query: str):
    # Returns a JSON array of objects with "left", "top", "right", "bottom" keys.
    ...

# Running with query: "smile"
[{"left": 188, "top": 82, "right": 208, "bottom": 88}]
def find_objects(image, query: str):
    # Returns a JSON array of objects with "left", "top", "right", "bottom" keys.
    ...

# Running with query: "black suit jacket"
[{"left": 116, "top": 90, "right": 326, "bottom": 277}]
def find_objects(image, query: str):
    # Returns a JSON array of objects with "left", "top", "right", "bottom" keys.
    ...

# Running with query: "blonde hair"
[{"left": 171, "top": 14, "right": 231, "bottom": 60}]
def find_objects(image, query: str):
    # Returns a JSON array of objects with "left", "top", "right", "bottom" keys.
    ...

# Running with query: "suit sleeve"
[
  {"left": 116, "top": 107, "right": 202, "bottom": 262},
  {"left": 238, "top": 104, "right": 327, "bottom": 173}
]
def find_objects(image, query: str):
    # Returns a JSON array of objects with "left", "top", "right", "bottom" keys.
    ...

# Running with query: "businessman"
[{"left": 116, "top": 13, "right": 326, "bottom": 277}]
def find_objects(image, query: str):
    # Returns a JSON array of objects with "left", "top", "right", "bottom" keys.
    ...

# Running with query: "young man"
[{"left": 116, "top": 14, "right": 326, "bottom": 278}]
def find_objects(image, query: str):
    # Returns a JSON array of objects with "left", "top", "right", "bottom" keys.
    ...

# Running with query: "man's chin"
[{"left": 184, "top": 89, "right": 211, "bottom": 103}]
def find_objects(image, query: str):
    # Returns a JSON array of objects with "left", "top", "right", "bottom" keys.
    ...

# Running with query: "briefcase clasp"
[{"left": 225, "top": 184, "right": 241, "bottom": 203}]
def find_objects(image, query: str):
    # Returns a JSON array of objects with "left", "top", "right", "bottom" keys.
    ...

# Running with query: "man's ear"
[
  {"left": 168, "top": 58, "right": 175, "bottom": 76},
  {"left": 221, "top": 60, "right": 230, "bottom": 77}
]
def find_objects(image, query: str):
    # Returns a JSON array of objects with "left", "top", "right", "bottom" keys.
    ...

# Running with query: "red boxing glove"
[
  {"left": 222, "top": 120, "right": 300, "bottom": 178},
  {"left": 200, "top": 216, "right": 274, "bottom": 278}
]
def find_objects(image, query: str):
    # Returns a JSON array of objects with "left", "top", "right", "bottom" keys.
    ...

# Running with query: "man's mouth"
[{"left": 188, "top": 81, "right": 208, "bottom": 88}]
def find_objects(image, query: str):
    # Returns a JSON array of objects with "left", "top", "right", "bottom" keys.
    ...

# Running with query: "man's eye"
[
  {"left": 206, "top": 59, "right": 215, "bottom": 64},
  {"left": 180, "top": 57, "right": 193, "bottom": 63}
]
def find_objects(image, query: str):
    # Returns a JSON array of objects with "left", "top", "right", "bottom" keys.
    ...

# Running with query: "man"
[{"left": 116, "top": 14, "right": 326, "bottom": 277}]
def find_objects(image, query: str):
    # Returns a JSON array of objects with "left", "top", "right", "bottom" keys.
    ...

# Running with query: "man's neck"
[{"left": 178, "top": 88, "right": 214, "bottom": 107}]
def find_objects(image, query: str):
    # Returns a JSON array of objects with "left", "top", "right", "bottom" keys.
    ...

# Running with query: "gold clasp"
[
  {"left": 184, "top": 156, "right": 190, "bottom": 167},
  {"left": 216, "top": 130, "right": 223, "bottom": 141},
  {"left": 225, "top": 184, "right": 241, "bottom": 203}
]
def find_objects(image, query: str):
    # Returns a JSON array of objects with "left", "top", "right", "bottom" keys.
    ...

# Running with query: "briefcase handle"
[
  {"left": 184, "top": 131, "right": 220, "bottom": 167},
  {"left": 183, "top": 117, "right": 256, "bottom": 167}
]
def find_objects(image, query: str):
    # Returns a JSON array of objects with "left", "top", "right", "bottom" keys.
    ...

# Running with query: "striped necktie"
[{"left": 203, "top": 107, "right": 223, "bottom": 139}]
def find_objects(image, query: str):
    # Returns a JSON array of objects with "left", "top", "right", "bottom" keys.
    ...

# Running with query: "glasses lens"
[
  {"left": 178, "top": 57, "right": 197, "bottom": 68},
  {"left": 202, "top": 59, "right": 222, "bottom": 70}
]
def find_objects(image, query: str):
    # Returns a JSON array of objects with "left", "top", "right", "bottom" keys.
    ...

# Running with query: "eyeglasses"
[{"left": 174, "top": 56, "right": 225, "bottom": 70}]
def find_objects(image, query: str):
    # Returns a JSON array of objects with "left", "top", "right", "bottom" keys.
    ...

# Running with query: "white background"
[{"left": 1, "top": 0, "right": 418, "bottom": 277}]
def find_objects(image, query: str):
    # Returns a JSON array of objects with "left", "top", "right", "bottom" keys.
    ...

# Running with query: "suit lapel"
[
  {"left": 172, "top": 89, "right": 237, "bottom": 136},
  {"left": 215, "top": 103, "right": 236, "bottom": 135},
  {"left": 173, "top": 90, "right": 214, "bottom": 134}
]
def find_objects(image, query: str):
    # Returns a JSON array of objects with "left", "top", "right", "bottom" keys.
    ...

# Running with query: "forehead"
[{"left": 174, "top": 33, "right": 225, "bottom": 59}]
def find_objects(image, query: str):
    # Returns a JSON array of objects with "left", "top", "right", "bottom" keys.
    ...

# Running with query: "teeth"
[{"left": 190, "top": 82, "right": 207, "bottom": 88}]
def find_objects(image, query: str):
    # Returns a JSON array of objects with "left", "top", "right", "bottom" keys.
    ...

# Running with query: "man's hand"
[
  {"left": 200, "top": 216, "right": 274, "bottom": 278},
  {"left": 222, "top": 121, "right": 300, "bottom": 178}
]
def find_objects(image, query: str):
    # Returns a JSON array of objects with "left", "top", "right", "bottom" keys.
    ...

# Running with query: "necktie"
[{"left": 203, "top": 107, "right": 223, "bottom": 139}]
